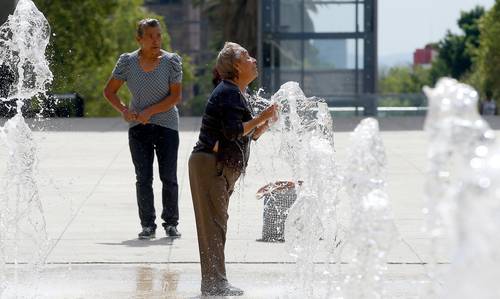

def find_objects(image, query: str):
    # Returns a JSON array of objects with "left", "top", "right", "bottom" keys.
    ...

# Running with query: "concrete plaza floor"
[{"left": 1, "top": 116, "right": 499, "bottom": 298}]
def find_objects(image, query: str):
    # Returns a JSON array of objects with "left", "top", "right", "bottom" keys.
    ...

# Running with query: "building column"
[{"left": 363, "top": 0, "right": 378, "bottom": 116}]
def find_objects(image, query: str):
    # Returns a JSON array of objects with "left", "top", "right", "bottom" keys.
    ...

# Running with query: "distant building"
[
  {"left": 144, "top": 0, "right": 210, "bottom": 67},
  {"left": 413, "top": 44, "right": 437, "bottom": 67},
  {"left": 145, "top": 0, "right": 379, "bottom": 115},
  {"left": 144, "top": 0, "right": 214, "bottom": 110},
  {"left": 260, "top": 0, "right": 378, "bottom": 115}
]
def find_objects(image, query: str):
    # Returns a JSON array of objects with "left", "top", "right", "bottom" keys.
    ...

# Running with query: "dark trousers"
[
  {"left": 129, "top": 124, "right": 179, "bottom": 230},
  {"left": 188, "top": 152, "right": 241, "bottom": 291}
]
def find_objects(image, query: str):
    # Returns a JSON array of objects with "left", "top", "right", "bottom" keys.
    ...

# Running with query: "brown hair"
[
  {"left": 212, "top": 67, "right": 222, "bottom": 88},
  {"left": 136, "top": 18, "right": 161, "bottom": 37},
  {"left": 215, "top": 42, "right": 244, "bottom": 81}
]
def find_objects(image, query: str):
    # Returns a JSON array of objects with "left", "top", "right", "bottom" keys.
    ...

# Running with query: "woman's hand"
[
  {"left": 260, "top": 103, "right": 278, "bottom": 123},
  {"left": 252, "top": 120, "right": 270, "bottom": 140},
  {"left": 136, "top": 111, "right": 152, "bottom": 124},
  {"left": 270, "top": 106, "right": 279, "bottom": 123},
  {"left": 243, "top": 103, "right": 279, "bottom": 137},
  {"left": 121, "top": 109, "right": 137, "bottom": 122}
]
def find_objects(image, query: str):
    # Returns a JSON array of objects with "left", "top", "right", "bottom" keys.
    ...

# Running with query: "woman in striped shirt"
[{"left": 103, "top": 18, "right": 182, "bottom": 240}]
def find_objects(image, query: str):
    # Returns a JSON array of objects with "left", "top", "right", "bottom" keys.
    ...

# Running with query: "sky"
[{"left": 379, "top": 0, "right": 495, "bottom": 67}]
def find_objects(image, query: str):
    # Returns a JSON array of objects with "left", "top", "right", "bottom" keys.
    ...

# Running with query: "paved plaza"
[{"left": 1, "top": 116, "right": 500, "bottom": 298}]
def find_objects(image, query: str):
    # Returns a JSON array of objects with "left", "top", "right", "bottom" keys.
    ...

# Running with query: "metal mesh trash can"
[{"left": 256, "top": 181, "right": 299, "bottom": 242}]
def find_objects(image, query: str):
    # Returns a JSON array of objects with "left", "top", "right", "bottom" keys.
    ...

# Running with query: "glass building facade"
[{"left": 259, "top": 0, "right": 377, "bottom": 115}]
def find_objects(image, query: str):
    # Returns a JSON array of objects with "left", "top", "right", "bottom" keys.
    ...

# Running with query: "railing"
[{"left": 323, "top": 93, "right": 428, "bottom": 116}]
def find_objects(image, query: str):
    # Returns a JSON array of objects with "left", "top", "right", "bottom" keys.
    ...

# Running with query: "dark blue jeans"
[{"left": 129, "top": 124, "right": 179, "bottom": 230}]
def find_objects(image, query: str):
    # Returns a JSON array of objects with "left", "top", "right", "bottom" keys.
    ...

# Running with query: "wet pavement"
[
  {"left": 0, "top": 116, "right": 486, "bottom": 298},
  {"left": 3, "top": 263, "right": 435, "bottom": 298}
]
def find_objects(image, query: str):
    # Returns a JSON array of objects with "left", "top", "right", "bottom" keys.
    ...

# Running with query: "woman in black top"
[{"left": 188, "top": 42, "right": 277, "bottom": 296}]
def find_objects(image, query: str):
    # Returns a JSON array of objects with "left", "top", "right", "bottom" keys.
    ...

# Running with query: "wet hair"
[
  {"left": 136, "top": 18, "right": 161, "bottom": 37},
  {"left": 215, "top": 42, "right": 245, "bottom": 81}
]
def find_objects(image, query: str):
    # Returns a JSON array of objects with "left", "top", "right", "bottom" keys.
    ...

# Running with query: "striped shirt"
[{"left": 112, "top": 49, "right": 182, "bottom": 130}]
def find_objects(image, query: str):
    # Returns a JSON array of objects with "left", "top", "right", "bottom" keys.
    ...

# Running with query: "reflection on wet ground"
[
  {"left": 2, "top": 263, "right": 432, "bottom": 298},
  {"left": 135, "top": 266, "right": 179, "bottom": 298}
]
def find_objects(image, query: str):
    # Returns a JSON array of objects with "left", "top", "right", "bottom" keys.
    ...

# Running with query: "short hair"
[
  {"left": 136, "top": 18, "right": 161, "bottom": 37},
  {"left": 215, "top": 42, "right": 245, "bottom": 81}
]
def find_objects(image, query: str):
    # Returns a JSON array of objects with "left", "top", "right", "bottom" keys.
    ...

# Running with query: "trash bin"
[{"left": 256, "top": 181, "right": 300, "bottom": 242}]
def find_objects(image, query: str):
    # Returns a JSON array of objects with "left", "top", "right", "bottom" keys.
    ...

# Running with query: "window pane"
[
  {"left": 277, "top": 40, "right": 302, "bottom": 70},
  {"left": 358, "top": 3, "right": 364, "bottom": 32},
  {"left": 306, "top": 3, "right": 356, "bottom": 32},
  {"left": 279, "top": 1, "right": 363, "bottom": 33},
  {"left": 305, "top": 39, "right": 345, "bottom": 70},
  {"left": 279, "top": 0, "right": 303, "bottom": 32},
  {"left": 270, "top": 40, "right": 303, "bottom": 88},
  {"left": 303, "top": 70, "right": 363, "bottom": 96},
  {"left": 302, "top": 39, "right": 364, "bottom": 96},
  {"left": 305, "top": 39, "right": 363, "bottom": 70},
  {"left": 346, "top": 39, "right": 364, "bottom": 69},
  {"left": 279, "top": 70, "right": 303, "bottom": 87}
]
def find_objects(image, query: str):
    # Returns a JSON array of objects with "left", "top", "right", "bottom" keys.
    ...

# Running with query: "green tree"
[
  {"left": 431, "top": 6, "right": 485, "bottom": 81},
  {"left": 34, "top": 0, "right": 193, "bottom": 116},
  {"left": 378, "top": 65, "right": 432, "bottom": 107},
  {"left": 475, "top": 0, "right": 500, "bottom": 100},
  {"left": 379, "top": 65, "right": 432, "bottom": 94}
]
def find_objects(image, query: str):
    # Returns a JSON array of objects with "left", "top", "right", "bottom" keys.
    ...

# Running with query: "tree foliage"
[
  {"left": 431, "top": 6, "right": 484, "bottom": 81},
  {"left": 475, "top": 0, "right": 500, "bottom": 100},
  {"left": 380, "top": 6, "right": 488, "bottom": 98},
  {"left": 379, "top": 65, "right": 432, "bottom": 94},
  {"left": 33, "top": 0, "right": 193, "bottom": 116}
]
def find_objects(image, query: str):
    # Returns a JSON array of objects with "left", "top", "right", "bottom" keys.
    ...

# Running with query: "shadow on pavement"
[{"left": 98, "top": 237, "right": 177, "bottom": 247}]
